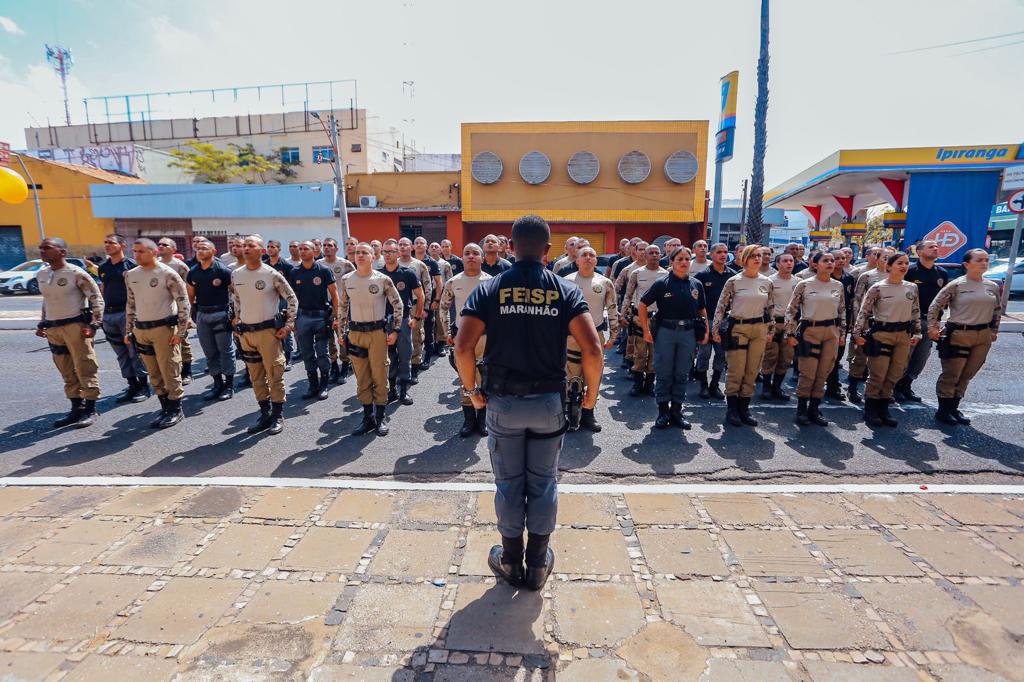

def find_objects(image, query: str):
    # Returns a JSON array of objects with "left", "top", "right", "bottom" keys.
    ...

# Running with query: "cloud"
[
  {"left": 0, "top": 61, "right": 91, "bottom": 145},
  {"left": 0, "top": 16, "right": 24, "bottom": 35}
]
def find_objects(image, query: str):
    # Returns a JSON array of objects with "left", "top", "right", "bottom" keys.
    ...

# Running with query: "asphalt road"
[{"left": 1, "top": 300, "right": 1022, "bottom": 483}]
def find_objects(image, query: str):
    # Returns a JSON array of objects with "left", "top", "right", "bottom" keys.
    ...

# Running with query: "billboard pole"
[
  {"left": 711, "top": 71, "right": 738, "bottom": 245},
  {"left": 710, "top": 162, "right": 724, "bottom": 244}
]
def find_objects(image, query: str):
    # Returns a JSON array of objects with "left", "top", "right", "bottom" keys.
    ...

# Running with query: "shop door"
[
  {"left": 0, "top": 226, "right": 26, "bottom": 269},
  {"left": 400, "top": 216, "right": 447, "bottom": 245}
]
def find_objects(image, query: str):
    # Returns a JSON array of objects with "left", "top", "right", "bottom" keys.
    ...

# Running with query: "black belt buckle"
[{"left": 104, "top": 305, "right": 126, "bottom": 314}]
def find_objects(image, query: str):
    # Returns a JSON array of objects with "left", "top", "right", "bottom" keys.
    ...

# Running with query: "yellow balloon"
[{"left": 0, "top": 166, "right": 29, "bottom": 205}]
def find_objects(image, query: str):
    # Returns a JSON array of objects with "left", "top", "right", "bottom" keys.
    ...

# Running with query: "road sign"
[
  {"left": 924, "top": 221, "right": 968, "bottom": 259},
  {"left": 1007, "top": 189, "right": 1024, "bottom": 214},
  {"left": 1002, "top": 165, "right": 1024, "bottom": 192}
]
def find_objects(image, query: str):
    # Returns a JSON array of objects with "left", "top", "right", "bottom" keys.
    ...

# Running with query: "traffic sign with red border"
[{"left": 1007, "top": 189, "right": 1024, "bottom": 214}]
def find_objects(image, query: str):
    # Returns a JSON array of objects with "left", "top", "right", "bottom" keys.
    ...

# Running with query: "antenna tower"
[{"left": 45, "top": 44, "right": 74, "bottom": 126}]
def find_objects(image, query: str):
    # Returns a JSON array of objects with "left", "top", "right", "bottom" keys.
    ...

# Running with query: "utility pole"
[
  {"left": 739, "top": 179, "right": 749, "bottom": 238},
  {"left": 329, "top": 115, "right": 350, "bottom": 256}
]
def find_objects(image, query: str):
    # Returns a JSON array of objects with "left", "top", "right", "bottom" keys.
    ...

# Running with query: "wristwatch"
[{"left": 462, "top": 386, "right": 483, "bottom": 398}]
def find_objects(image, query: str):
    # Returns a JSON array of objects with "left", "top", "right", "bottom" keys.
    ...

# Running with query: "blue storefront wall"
[{"left": 90, "top": 183, "right": 336, "bottom": 219}]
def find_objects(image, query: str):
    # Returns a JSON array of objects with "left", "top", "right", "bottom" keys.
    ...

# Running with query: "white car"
[
  {"left": 0, "top": 258, "right": 97, "bottom": 295},
  {"left": 984, "top": 260, "right": 1024, "bottom": 295}
]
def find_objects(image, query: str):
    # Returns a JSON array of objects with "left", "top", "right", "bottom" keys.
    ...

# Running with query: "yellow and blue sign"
[{"left": 715, "top": 71, "right": 738, "bottom": 163}]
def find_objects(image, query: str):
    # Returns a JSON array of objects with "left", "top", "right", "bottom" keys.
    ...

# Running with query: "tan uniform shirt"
[
  {"left": 624, "top": 266, "right": 667, "bottom": 311},
  {"left": 38, "top": 263, "right": 103, "bottom": 325},
  {"left": 785, "top": 276, "right": 847, "bottom": 336},
  {"left": 768, "top": 273, "right": 797, "bottom": 319},
  {"left": 689, "top": 259, "right": 711, "bottom": 275},
  {"left": 796, "top": 267, "right": 816, "bottom": 280},
  {"left": 853, "top": 279, "right": 921, "bottom": 337},
  {"left": 854, "top": 267, "right": 886, "bottom": 310},
  {"left": 161, "top": 257, "right": 190, "bottom": 280},
  {"left": 340, "top": 270, "right": 404, "bottom": 323},
  {"left": 440, "top": 271, "right": 492, "bottom": 336},
  {"left": 230, "top": 263, "right": 297, "bottom": 327},
  {"left": 614, "top": 260, "right": 642, "bottom": 294},
  {"left": 712, "top": 273, "right": 773, "bottom": 336},
  {"left": 438, "top": 258, "right": 454, "bottom": 282},
  {"left": 125, "top": 262, "right": 190, "bottom": 335},
  {"left": 927, "top": 276, "right": 1002, "bottom": 332},
  {"left": 566, "top": 271, "right": 619, "bottom": 337},
  {"left": 322, "top": 257, "right": 355, "bottom": 283},
  {"left": 398, "top": 256, "right": 431, "bottom": 302}
]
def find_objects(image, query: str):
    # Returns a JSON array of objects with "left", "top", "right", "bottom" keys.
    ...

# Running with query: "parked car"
[
  {"left": 984, "top": 259, "right": 1024, "bottom": 296},
  {"left": 0, "top": 258, "right": 97, "bottom": 295}
]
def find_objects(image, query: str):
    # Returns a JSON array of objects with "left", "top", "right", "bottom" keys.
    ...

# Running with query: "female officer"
[
  {"left": 785, "top": 251, "right": 846, "bottom": 426},
  {"left": 638, "top": 247, "right": 708, "bottom": 430},
  {"left": 852, "top": 253, "right": 921, "bottom": 427},
  {"left": 712, "top": 244, "right": 773, "bottom": 427},
  {"left": 927, "top": 248, "right": 1002, "bottom": 426}
]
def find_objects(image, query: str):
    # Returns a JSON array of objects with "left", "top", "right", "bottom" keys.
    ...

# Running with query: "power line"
[
  {"left": 888, "top": 29, "right": 1024, "bottom": 55},
  {"left": 953, "top": 37, "right": 1024, "bottom": 56}
]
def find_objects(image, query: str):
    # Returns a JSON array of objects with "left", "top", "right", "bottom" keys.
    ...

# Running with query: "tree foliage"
[
  {"left": 746, "top": 0, "right": 771, "bottom": 245},
  {"left": 168, "top": 141, "right": 294, "bottom": 184}
]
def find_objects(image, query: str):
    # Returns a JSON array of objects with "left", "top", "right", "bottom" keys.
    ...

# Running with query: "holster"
[
  {"left": 937, "top": 328, "right": 971, "bottom": 359},
  {"left": 345, "top": 335, "right": 369, "bottom": 359},
  {"left": 720, "top": 317, "right": 740, "bottom": 351},
  {"left": 794, "top": 331, "right": 822, "bottom": 359},
  {"left": 565, "top": 376, "right": 584, "bottom": 426},
  {"left": 130, "top": 334, "right": 156, "bottom": 356}
]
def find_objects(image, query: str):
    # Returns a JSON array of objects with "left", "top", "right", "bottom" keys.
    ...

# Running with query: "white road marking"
[{"left": 0, "top": 476, "right": 1021, "bottom": 495}]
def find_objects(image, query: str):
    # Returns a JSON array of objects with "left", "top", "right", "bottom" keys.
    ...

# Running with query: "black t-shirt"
[
  {"left": 442, "top": 255, "right": 464, "bottom": 276},
  {"left": 287, "top": 261, "right": 335, "bottom": 311},
  {"left": 641, "top": 272, "right": 706, "bottom": 320},
  {"left": 481, "top": 257, "right": 512, "bottom": 277},
  {"left": 612, "top": 257, "right": 635, "bottom": 280},
  {"left": 555, "top": 260, "right": 579, "bottom": 277},
  {"left": 792, "top": 260, "right": 809, "bottom": 274},
  {"left": 378, "top": 264, "right": 421, "bottom": 317},
  {"left": 833, "top": 272, "right": 857, "bottom": 323},
  {"left": 421, "top": 255, "right": 441, "bottom": 279},
  {"left": 462, "top": 259, "right": 589, "bottom": 383},
  {"left": 505, "top": 254, "right": 516, "bottom": 264},
  {"left": 267, "top": 257, "right": 295, "bottom": 278},
  {"left": 186, "top": 260, "right": 233, "bottom": 307},
  {"left": 98, "top": 257, "right": 137, "bottom": 308},
  {"left": 906, "top": 262, "right": 950, "bottom": 315},
  {"left": 695, "top": 266, "right": 733, "bottom": 313}
]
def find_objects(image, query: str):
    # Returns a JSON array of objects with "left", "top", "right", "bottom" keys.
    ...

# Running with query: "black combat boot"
[
  {"left": 846, "top": 377, "right": 862, "bottom": 405},
  {"left": 951, "top": 397, "right": 971, "bottom": 425},
  {"left": 476, "top": 407, "right": 488, "bottom": 436},
  {"left": 770, "top": 373, "right": 791, "bottom": 402},
  {"left": 54, "top": 398, "right": 84, "bottom": 428},
  {"left": 795, "top": 397, "right": 811, "bottom": 426},
  {"left": 117, "top": 377, "right": 147, "bottom": 404},
  {"left": 387, "top": 384, "right": 399, "bottom": 404},
  {"left": 708, "top": 371, "right": 725, "bottom": 400},
  {"left": 891, "top": 377, "right": 909, "bottom": 401},
  {"left": 353, "top": 405, "right": 377, "bottom": 435},
  {"left": 669, "top": 401, "right": 691, "bottom": 430},
  {"left": 808, "top": 397, "right": 829, "bottom": 426},
  {"left": 409, "top": 364, "right": 420, "bottom": 385},
  {"left": 317, "top": 370, "right": 329, "bottom": 400},
  {"left": 877, "top": 397, "right": 898, "bottom": 427},
  {"left": 339, "top": 361, "right": 350, "bottom": 384},
  {"left": 459, "top": 406, "right": 477, "bottom": 437},
  {"left": 760, "top": 375, "right": 774, "bottom": 400},
  {"left": 219, "top": 375, "right": 234, "bottom": 400},
  {"left": 898, "top": 377, "right": 922, "bottom": 402},
  {"left": 654, "top": 402, "right": 671, "bottom": 429},
  {"left": 863, "top": 398, "right": 884, "bottom": 427},
  {"left": 301, "top": 371, "right": 320, "bottom": 400},
  {"left": 620, "top": 355, "right": 632, "bottom": 369},
  {"left": 488, "top": 536, "right": 525, "bottom": 587},
  {"left": 267, "top": 402, "right": 284, "bottom": 435},
  {"left": 579, "top": 407, "right": 602, "bottom": 432},
  {"left": 629, "top": 372, "right": 645, "bottom": 397},
  {"left": 238, "top": 371, "right": 252, "bottom": 389},
  {"left": 149, "top": 395, "right": 169, "bottom": 428},
  {"left": 181, "top": 361, "right": 192, "bottom": 386},
  {"left": 374, "top": 404, "right": 389, "bottom": 436},
  {"left": 738, "top": 397, "right": 758, "bottom": 426},
  {"left": 725, "top": 396, "right": 743, "bottom": 426},
  {"left": 247, "top": 400, "right": 273, "bottom": 434},
  {"left": 204, "top": 374, "right": 225, "bottom": 402},
  {"left": 935, "top": 397, "right": 959, "bottom": 425},
  {"left": 329, "top": 361, "right": 341, "bottom": 385},
  {"left": 643, "top": 373, "right": 656, "bottom": 396},
  {"left": 698, "top": 373, "right": 710, "bottom": 399},
  {"left": 524, "top": 534, "right": 554, "bottom": 592},
  {"left": 157, "top": 398, "right": 184, "bottom": 428},
  {"left": 76, "top": 399, "right": 98, "bottom": 428},
  {"left": 399, "top": 382, "right": 414, "bottom": 406}
]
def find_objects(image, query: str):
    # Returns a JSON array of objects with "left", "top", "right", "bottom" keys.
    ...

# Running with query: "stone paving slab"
[
  {"left": 774, "top": 493, "right": 860, "bottom": 526},
  {"left": 806, "top": 529, "right": 923, "bottom": 576},
  {"left": 100, "top": 521, "right": 210, "bottom": 568},
  {"left": 982, "top": 531, "right": 1024, "bottom": 564},
  {"left": 474, "top": 492, "right": 498, "bottom": 525},
  {"left": 926, "top": 494, "right": 1022, "bottom": 526},
  {"left": 115, "top": 577, "right": 247, "bottom": 645},
  {"left": 755, "top": 582, "right": 886, "bottom": 650},
  {"left": 237, "top": 581, "right": 345, "bottom": 625},
  {"left": 857, "top": 582, "right": 967, "bottom": 651},
  {"left": 623, "top": 492, "right": 701, "bottom": 525},
  {"left": 0, "top": 519, "right": 57, "bottom": 557},
  {"left": 551, "top": 528, "right": 632, "bottom": 575},
  {"left": 701, "top": 494, "right": 783, "bottom": 526},
  {"left": 322, "top": 489, "right": 396, "bottom": 524},
  {"left": 460, "top": 528, "right": 497, "bottom": 576},
  {"left": 700, "top": 659, "right": 794, "bottom": 682},
  {"left": 174, "top": 486, "right": 250, "bottom": 518},
  {"left": 656, "top": 579, "right": 769, "bottom": 648},
  {"left": 803, "top": 660, "right": 921, "bottom": 681},
  {"left": 334, "top": 582, "right": 442, "bottom": 651},
  {"left": 244, "top": 487, "right": 326, "bottom": 520},
  {"left": 27, "top": 487, "right": 115, "bottom": 517},
  {"left": 961, "top": 584, "right": 1024, "bottom": 637},
  {"left": 636, "top": 529, "right": 727, "bottom": 576},
  {"left": 10, "top": 574, "right": 150, "bottom": 640},
  {"left": 370, "top": 528, "right": 458, "bottom": 577},
  {"left": 0, "top": 652, "right": 66, "bottom": 681},
  {"left": 849, "top": 494, "right": 943, "bottom": 526},
  {"left": 0, "top": 572, "right": 62, "bottom": 622},
  {"left": 447, "top": 582, "right": 545, "bottom": 653},
  {"left": 63, "top": 654, "right": 179, "bottom": 681},
  {"left": 722, "top": 529, "right": 829, "bottom": 577},
  {"left": 280, "top": 526, "right": 376, "bottom": 572},
  {"left": 193, "top": 523, "right": 292, "bottom": 571},
  {"left": 556, "top": 494, "right": 617, "bottom": 527},
  {"left": 894, "top": 529, "right": 1022, "bottom": 577},
  {"left": 15, "top": 519, "right": 132, "bottom": 565},
  {"left": 96, "top": 486, "right": 192, "bottom": 517},
  {"left": 0, "top": 487, "right": 52, "bottom": 516},
  {"left": 553, "top": 582, "right": 644, "bottom": 647}
]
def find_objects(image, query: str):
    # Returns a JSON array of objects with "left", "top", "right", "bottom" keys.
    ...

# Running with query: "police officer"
[
  {"left": 440, "top": 243, "right": 492, "bottom": 436},
  {"left": 36, "top": 238, "right": 104, "bottom": 428},
  {"left": 784, "top": 251, "right": 847, "bottom": 426},
  {"left": 98, "top": 234, "right": 149, "bottom": 403},
  {"left": 125, "top": 238, "right": 190, "bottom": 429},
  {"left": 321, "top": 238, "right": 353, "bottom": 384},
  {"left": 760, "top": 252, "right": 796, "bottom": 401},
  {"left": 231, "top": 236, "right": 298, "bottom": 435},
  {"left": 554, "top": 238, "right": 588, "bottom": 277},
  {"left": 695, "top": 243, "right": 732, "bottom": 400},
  {"left": 564, "top": 246, "right": 618, "bottom": 432},
  {"left": 895, "top": 240, "right": 949, "bottom": 402},
  {"left": 825, "top": 248, "right": 857, "bottom": 401},
  {"left": 266, "top": 239, "right": 297, "bottom": 371},
  {"left": 847, "top": 246, "right": 893, "bottom": 403},
  {"left": 414, "top": 236, "right": 444, "bottom": 360},
  {"left": 288, "top": 240, "right": 339, "bottom": 401},
  {"left": 157, "top": 237, "right": 195, "bottom": 385},
  {"left": 186, "top": 238, "right": 235, "bottom": 401},
  {"left": 439, "top": 239, "right": 465, "bottom": 276},
  {"left": 853, "top": 252, "right": 921, "bottom": 427},
  {"left": 397, "top": 237, "right": 432, "bottom": 377},
  {"left": 927, "top": 248, "right": 1002, "bottom": 426},
  {"left": 658, "top": 238, "right": 682, "bottom": 268},
  {"left": 340, "top": 243, "right": 404, "bottom": 437},
  {"left": 614, "top": 240, "right": 647, "bottom": 370},
  {"left": 612, "top": 239, "right": 644, "bottom": 361},
  {"left": 712, "top": 244, "right": 774, "bottom": 427},
  {"left": 623, "top": 245, "right": 667, "bottom": 396},
  {"left": 638, "top": 246, "right": 707, "bottom": 429},
  {"left": 480, "top": 234, "right": 513, "bottom": 276},
  {"left": 456, "top": 214, "right": 601, "bottom": 591},
  {"left": 377, "top": 239, "right": 424, "bottom": 405}
]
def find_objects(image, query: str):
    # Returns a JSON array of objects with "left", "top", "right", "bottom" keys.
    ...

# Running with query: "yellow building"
[{"left": 0, "top": 156, "right": 145, "bottom": 265}]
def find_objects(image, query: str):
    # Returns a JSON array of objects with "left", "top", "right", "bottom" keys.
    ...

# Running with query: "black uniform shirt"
[
  {"left": 906, "top": 262, "right": 950, "bottom": 316},
  {"left": 792, "top": 260, "right": 809, "bottom": 274},
  {"left": 267, "top": 257, "right": 295, "bottom": 278},
  {"left": 695, "top": 266, "right": 733, "bottom": 313},
  {"left": 833, "top": 271, "right": 857, "bottom": 325},
  {"left": 462, "top": 259, "right": 589, "bottom": 383},
  {"left": 612, "top": 257, "right": 635, "bottom": 280},
  {"left": 442, "top": 255, "right": 464, "bottom": 276},
  {"left": 287, "top": 261, "right": 335, "bottom": 311},
  {"left": 555, "top": 260, "right": 579, "bottom": 277},
  {"left": 641, "top": 272, "right": 706, "bottom": 319},
  {"left": 186, "top": 260, "right": 233, "bottom": 307},
  {"left": 379, "top": 264, "right": 421, "bottom": 318},
  {"left": 480, "top": 257, "right": 512, "bottom": 277},
  {"left": 98, "top": 257, "right": 136, "bottom": 308}
]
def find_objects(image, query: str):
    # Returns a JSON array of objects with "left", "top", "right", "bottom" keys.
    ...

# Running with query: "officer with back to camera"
[{"left": 456, "top": 214, "right": 602, "bottom": 592}]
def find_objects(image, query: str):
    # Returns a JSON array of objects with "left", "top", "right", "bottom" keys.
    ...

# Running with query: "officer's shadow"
[
  {"left": 139, "top": 409, "right": 270, "bottom": 476},
  {"left": 705, "top": 423, "right": 777, "bottom": 472},
  {"left": 860, "top": 426, "right": 939, "bottom": 473},
  {"left": 939, "top": 425, "right": 1024, "bottom": 472},
  {"left": 782, "top": 419, "right": 856, "bottom": 471},
  {"left": 622, "top": 429, "right": 700, "bottom": 475},
  {"left": 393, "top": 406, "right": 482, "bottom": 478},
  {"left": 560, "top": 428, "right": 602, "bottom": 471},
  {"left": 270, "top": 408, "right": 375, "bottom": 478}
]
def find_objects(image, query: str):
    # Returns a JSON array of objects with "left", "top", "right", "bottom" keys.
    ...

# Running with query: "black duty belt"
[
  {"left": 39, "top": 313, "right": 87, "bottom": 328},
  {"left": 659, "top": 318, "right": 697, "bottom": 330},
  {"left": 103, "top": 305, "right": 126, "bottom": 314},
  {"left": 134, "top": 315, "right": 178, "bottom": 330},
  {"left": 731, "top": 315, "right": 769, "bottom": 325},
  {"left": 198, "top": 304, "right": 229, "bottom": 314},
  {"left": 484, "top": 377, "right": 566, "bottom": 397},
  {"left": 774, "top": 316, "right": 786, "bottom": 324},
  {"left": 800, "top": 319, "right": 836, "bottom": 328},
  {"left": 235, "top": 319, "right": 276, "bottom": 333},
  {"left": 945, "top": 322, "right": 990, "bottom": 332},
  {"left": 349, "top": 320, "right": 386, "bottom": 332},
  {"left": 596, "top": 321, "right": 608, "bottom": 332},
  {"left": 872, "top": 320, "right": 914, "bottom": 333},
  {"left": 298, "top": 307, "right": 330, "bottom": 317}
]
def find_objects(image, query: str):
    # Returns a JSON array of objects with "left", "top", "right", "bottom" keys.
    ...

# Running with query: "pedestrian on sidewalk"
[{"left": 456, "top": 214, "right": 602, "bottom": 591}]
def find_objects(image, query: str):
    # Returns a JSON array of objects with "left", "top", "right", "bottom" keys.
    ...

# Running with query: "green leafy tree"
[
  {"left": 167, "top": 141, "right": 240, "bottom": 183},
  {"left": 746, "top": 0, "right": 771, "bottom": 245},
  {"left": 230, "top": 143, "right": 291, "bottom": 184}
]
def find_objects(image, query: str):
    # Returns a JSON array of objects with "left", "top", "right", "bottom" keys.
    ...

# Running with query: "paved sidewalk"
[{"left": 0, "top": 485, "right": 1021, "bottom": 681}]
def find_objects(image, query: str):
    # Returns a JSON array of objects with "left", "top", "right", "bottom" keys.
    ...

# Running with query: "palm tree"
[{"left": 747, "top": 0, "right": 770, "bottom": 245}]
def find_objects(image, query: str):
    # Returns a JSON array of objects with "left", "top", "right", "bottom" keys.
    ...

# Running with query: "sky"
[{"left": 0, "top": 0, "right": 1022, "bottom": 197}]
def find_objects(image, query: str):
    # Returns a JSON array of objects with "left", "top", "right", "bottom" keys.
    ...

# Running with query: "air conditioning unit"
[{"left": 359, "top": 196, "right": 378, "bottom": 208}]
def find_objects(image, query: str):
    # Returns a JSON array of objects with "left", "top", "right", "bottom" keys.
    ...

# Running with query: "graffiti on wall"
[{"left": 31, "top": 144, "right": 145, "bottom": 176}]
